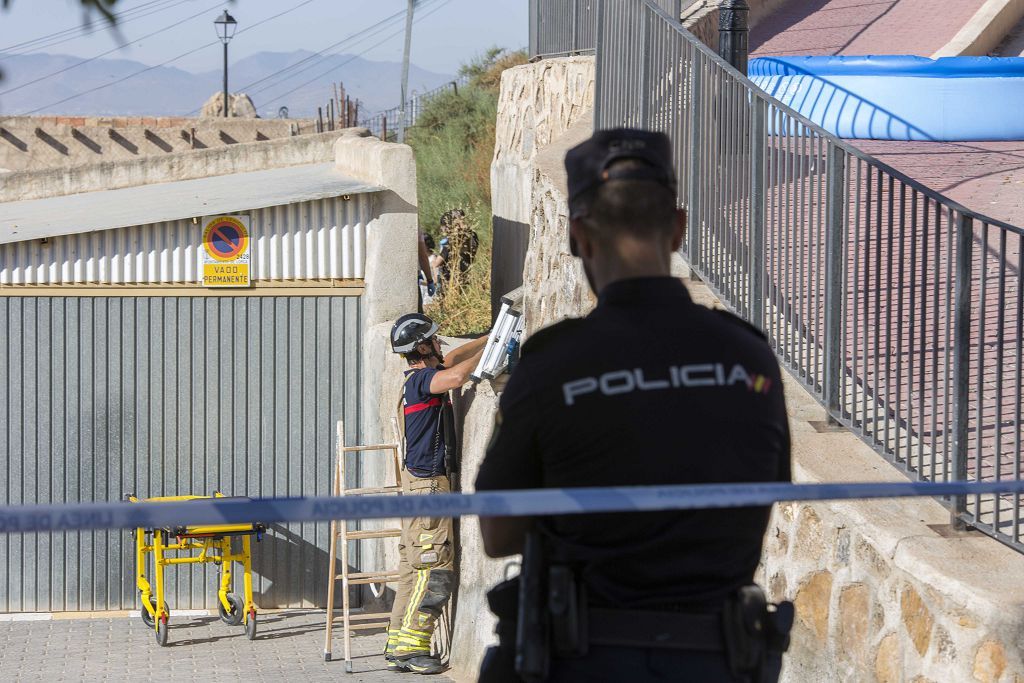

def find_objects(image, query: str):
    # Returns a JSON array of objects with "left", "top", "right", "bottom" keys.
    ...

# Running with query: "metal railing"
[
  {"left": 359, "top": 75, "right": 470, "bottom": 141},
  {"left": 529, "top": 0, "right": 698, "bottom": 59},
  {"left": 594, "top": 0, "right": 1024, "bottom": 550}
]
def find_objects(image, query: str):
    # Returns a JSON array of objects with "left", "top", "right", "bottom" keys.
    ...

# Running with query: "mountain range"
[{"left": 0, "top": 50, "right": 455, "bottom": 118}]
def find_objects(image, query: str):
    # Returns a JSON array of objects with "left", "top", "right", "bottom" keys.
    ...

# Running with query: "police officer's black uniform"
[{"left": 474, "top": 129, "right": 792, "bottom": 682}]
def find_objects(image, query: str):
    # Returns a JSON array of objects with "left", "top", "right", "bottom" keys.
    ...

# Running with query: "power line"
[
  {"left": 5, "top": 0, "right": 321, "bottom": 118},
  {"left": 0, "top": 0, "right": 183, "bottom": 54},
  {"left": 0, "top": 0, "right": 223, "bottom": 97},
  {"left": 236, "top": 7, "right": 407, "bottom": 93},
  {"left": 12, "top": 40, "right": 219, "bottom": 117},
  {"left": 15, "top": 0, "right": 191, "bottom": 55},
  {"left": 235, "top": 0, "right": 320, "bottom": 39},
  {"left": 245, "top": 0, "right": 445, "bottom": 100},
  {"left": 180, "top": 3, "right": 426, "bottom": 116},
  {"left": 259, "top": 0, "right": 453, "bottom": 108},
  {"left": 244, "top": 6, "right": 423, "bottom": 97}
]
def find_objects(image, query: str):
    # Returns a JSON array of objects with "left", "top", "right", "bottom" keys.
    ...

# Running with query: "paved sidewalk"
[
  {"left": 749, "top": 0, "right": 1024, "bottom": 228},
  {"left": 855, "top": 140, "right": 1024, "bottom": 226},
  {"left": 750, "top": 0, "right": 984, "bottom": 58},
  {"left": 0, "top": 611, "right": 454, "bottom": 682}
]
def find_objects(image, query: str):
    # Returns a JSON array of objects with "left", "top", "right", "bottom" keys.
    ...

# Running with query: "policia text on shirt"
[{"left": 475, "top": 129, "right": 794, "bottom": 683}]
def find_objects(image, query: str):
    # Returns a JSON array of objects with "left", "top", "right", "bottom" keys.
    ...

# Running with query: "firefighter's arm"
[
  {"left": 443, "top": 333, "right": 489, "bottom": 368},
  {"left": 428, "top": 344, "right": 486, "bottom": 394}
]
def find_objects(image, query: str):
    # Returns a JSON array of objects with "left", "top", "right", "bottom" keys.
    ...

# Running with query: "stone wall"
[
  {"left": 449, "top": 57, "right": 688, "bottom": 680},
  {"left": 489, "top": 57, "right": 595, "bottom": 317},
  {"left": 449, "top": 59, "right": 597, "bottom": 679},
  {"left": 0, "top": 115, "right": 316, "bottom": 173},
  {"left": 447, "top": 51, "right": 1024, "bottom": 682}
]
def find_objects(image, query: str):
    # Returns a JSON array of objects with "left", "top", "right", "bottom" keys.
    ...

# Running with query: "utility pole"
[{"left": 397, "top": 0, "right": 416, "bottom": 143}]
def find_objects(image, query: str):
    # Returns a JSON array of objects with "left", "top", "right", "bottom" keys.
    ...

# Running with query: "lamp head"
[{"left": 214, "top": 10, "right": 238, "bottom": 44}]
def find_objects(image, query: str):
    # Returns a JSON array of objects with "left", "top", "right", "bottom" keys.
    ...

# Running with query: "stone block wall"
[
  {"left": 449, "top": 58, "right": 598, "bottom": 680},
  {"left": 490, "top": 57, "right": 595, "bottom": 317},
  {"left": 762, "top": 496, "right": 1024, "bottom": 683}
]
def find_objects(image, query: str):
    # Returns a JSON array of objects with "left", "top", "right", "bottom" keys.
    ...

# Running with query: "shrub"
[{"left": 406, "top": 49, "right": 526, "bottom": 336}]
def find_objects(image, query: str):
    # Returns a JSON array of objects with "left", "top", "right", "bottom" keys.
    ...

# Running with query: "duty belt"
[{"left": 588, "top": 608, "right": 723, "bottom": 651}]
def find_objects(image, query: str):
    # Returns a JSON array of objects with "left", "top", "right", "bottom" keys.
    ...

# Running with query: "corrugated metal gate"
[{"left": 0, "top": 295, "right": 361, "bottom": 612}]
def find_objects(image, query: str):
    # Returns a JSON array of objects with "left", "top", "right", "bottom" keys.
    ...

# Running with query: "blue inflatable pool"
[{"left": 748, "top": 56, "right": 1024, "bottom": 141}]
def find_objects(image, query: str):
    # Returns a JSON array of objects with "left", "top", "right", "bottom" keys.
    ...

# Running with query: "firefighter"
[
  {"left": 434, "top": 208, "right": 480, "bottom": 296},
  {"left": 475, "top": 129, "right": 793, "bottom": 681},
  {"left": 385, "top": 312, "right": 488, "bottom": 674}
]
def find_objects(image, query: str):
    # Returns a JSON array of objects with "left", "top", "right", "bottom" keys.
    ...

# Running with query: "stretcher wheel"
[
  {"left": 245, "top": 609, "right": 257, "bottom": 640},
  {"left": 218, "top": 593, "right": 245, "bottom": 626},
  {"left": 140, "top": 598, "right": 168, "bottom": 629},
  {"left": 155, "top": 615, "right": 169, "bottom": 647}
]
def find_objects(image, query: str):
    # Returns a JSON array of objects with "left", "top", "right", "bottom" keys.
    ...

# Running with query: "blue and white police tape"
[{"left": 2, "top": 479, "right": 1024, "bottom": 534}]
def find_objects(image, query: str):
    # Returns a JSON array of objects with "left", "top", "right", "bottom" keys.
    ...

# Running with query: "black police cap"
[{"left": 564, "top": 128, "right": 678, "bottom": 209}]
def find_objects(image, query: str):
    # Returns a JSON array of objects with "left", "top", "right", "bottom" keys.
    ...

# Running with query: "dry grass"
[
  {"left": 425, "top": 204, "right": 493, "bottom": 336},
  {"left": 410, "top": 49, "right": 527, "bottom": 337}
]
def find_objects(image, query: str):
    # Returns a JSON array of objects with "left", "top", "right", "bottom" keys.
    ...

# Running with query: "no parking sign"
[{"left": 201, "top": 215, "right": 251, "bottom": 288}]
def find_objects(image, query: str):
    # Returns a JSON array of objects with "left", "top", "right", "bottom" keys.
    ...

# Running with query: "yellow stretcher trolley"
[{"left": 126, "top": 492, "right": 266, "bottom": 647}]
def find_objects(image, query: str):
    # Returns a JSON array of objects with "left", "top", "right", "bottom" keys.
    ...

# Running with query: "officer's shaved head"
[{"left": 572, "top": 159, "right": 678, "bottom": 244}]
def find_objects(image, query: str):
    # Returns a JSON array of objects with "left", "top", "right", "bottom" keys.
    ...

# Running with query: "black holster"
[
  {"left": 512, "top": 532, "right": 590, "bottom": 682},
  {"left": 514, "top": 532, "right": 550, "bottom": 681},
  {"left": 722, "top": 586, "right": 794, "bottom": 683}
]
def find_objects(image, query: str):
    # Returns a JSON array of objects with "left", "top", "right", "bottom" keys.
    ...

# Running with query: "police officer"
[
  {"left": 385, "top": 313, "right": 488, "bottom": 675},
  {"left": 475, "top": 129, "right": 792, "bottom": 682}
]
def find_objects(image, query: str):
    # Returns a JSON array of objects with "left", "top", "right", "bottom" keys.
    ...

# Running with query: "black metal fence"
[
  {"left": 591, "top": 0, "right": 1024, "bottom": 550},
  {"left": 529, "top": 0, "right": 696, "bottom": 59}
]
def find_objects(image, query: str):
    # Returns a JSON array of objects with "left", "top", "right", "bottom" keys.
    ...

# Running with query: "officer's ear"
[
  {"left": 670, "top": 208, "right": 687, "bottom": 253},
  {"left": 569, "top": 218, "right": 592, "bottom": 259}
]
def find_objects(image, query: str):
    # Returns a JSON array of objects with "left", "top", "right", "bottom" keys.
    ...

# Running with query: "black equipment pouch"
[
  {"left": 515, "top": 532, "right": 550, "bottom": 682},
  {"left": 486, "top": 575, "right": 521, "bottom": 649},
  {"left": 548, "top": 565, "right": 588, "bottom": 658},
  {"left": 765, "top": 599, "right": 795, "bottom": 655},
  {"left": 722, "top": 586, "right": 794, "bottom": 683}
]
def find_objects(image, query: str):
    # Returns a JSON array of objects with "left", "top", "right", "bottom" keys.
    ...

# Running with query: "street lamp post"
[
  {"left": 718, "top": 0, "right": 749, "bottom": 74},
  {"left": 214, "top": 10, "right": 238, "bottom": 118}
]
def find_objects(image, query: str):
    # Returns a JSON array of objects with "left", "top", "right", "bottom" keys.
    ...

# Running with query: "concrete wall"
[
  {"left": 0, "top": 115, "right": 316, "bottom": 173},
  {"left": 0, "top": 129, "right": 349, "bottom": 203},
  {"left": 331, "top": 129, "right": 420, "bottom": 610},
  {"left": 932, "top": 0, "right": 1024, "bottom": 56},
  {"left": 447, "top": 54, "right": 1024, "bottom": 682}
]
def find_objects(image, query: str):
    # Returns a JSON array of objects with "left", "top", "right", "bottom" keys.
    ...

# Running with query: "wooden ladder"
[{"left": 324, "top": 419, "right": 404, "bottom": 672}]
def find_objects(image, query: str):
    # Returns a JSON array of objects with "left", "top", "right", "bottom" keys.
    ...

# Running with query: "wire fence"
[
  {"left": 592, "top": 0, "right": 1024, "bottom": 550},
  {"left": 359, "top": 75, "right": 470, "bottom": 141}
]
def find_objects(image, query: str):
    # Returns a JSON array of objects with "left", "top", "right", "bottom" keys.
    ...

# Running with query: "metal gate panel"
[{"left": 0, "top": 295, "right": 361, "bottom": 612}]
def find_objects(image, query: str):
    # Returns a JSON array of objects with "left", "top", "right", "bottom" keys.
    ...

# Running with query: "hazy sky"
[{"left": 0, "top": 0, "right": 528, "bottom": 75}]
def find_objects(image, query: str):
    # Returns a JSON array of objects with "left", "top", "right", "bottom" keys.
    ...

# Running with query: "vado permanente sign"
[{"left": 201, "top": 215, "right": 251, "bottom": 288}]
